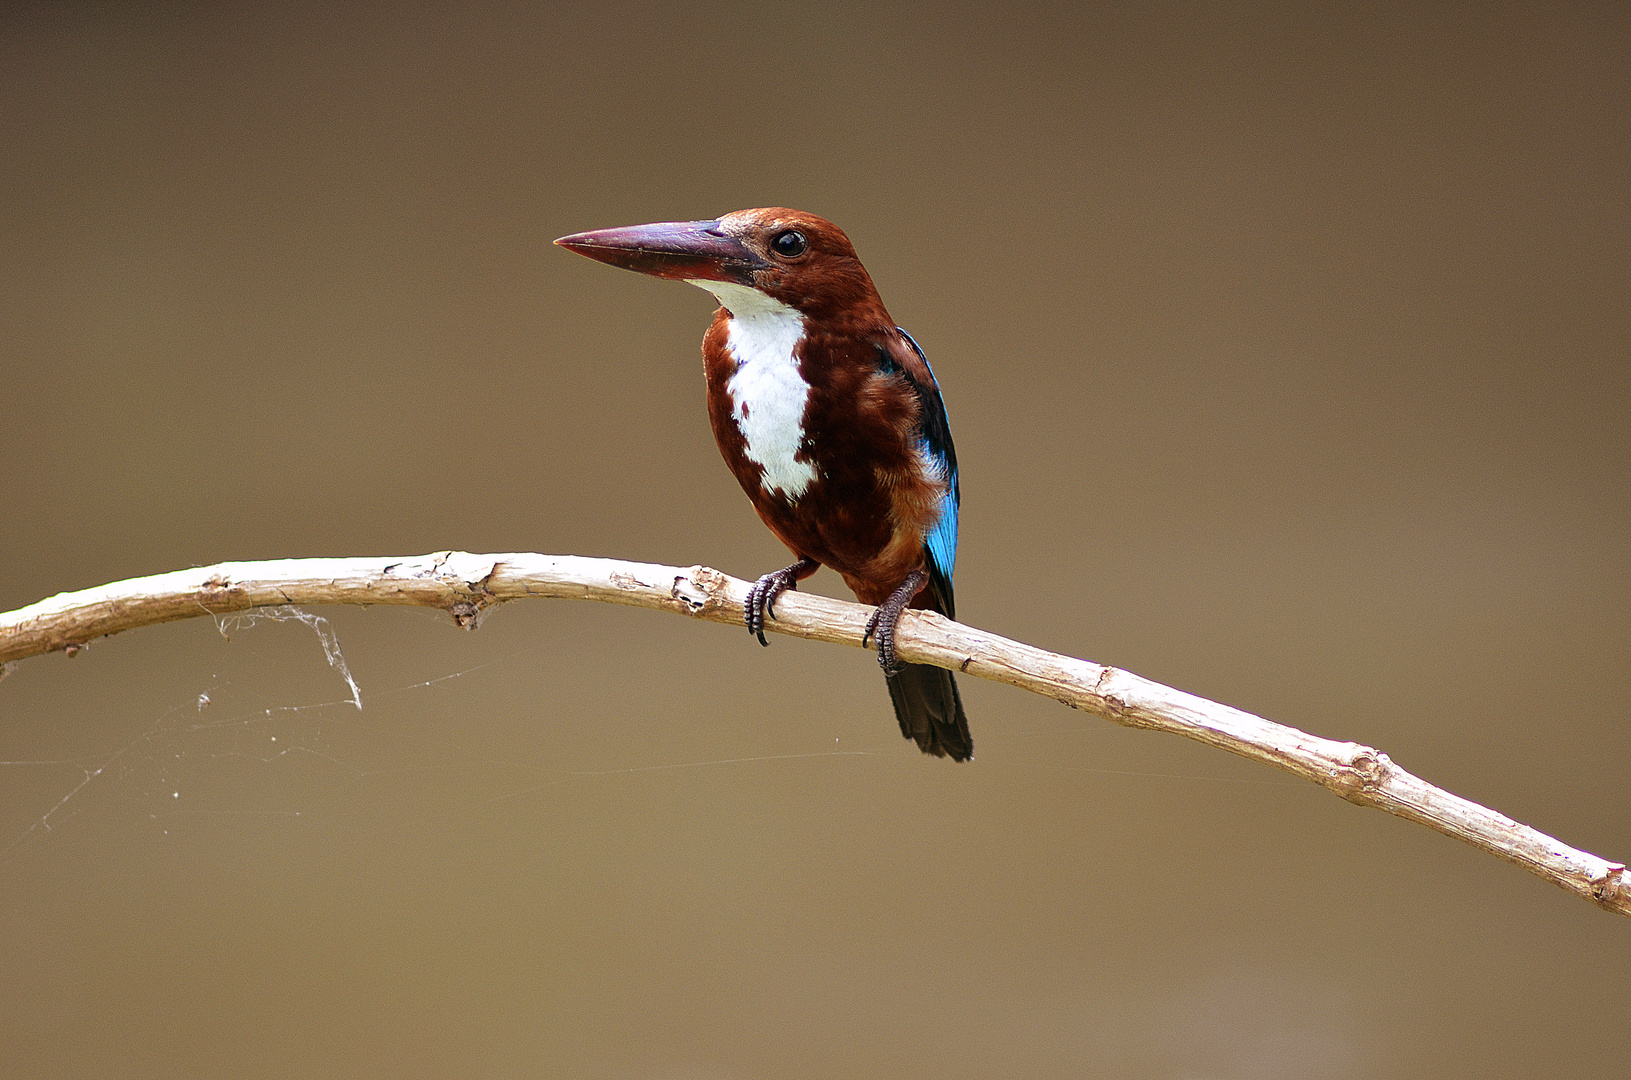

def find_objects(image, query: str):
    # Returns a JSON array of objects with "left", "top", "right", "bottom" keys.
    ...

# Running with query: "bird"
[{"left": 555, "top": 208, "right": 972, "bottom": 761}]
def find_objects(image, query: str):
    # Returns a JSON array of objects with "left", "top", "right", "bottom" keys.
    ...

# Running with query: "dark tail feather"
[{"left": 885, "top": 663, "right": 973, "bottom": 762}]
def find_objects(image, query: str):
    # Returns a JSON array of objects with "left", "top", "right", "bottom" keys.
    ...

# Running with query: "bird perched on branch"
[{"left": 556, "top": 208, "right": 971, "bottom": 761}]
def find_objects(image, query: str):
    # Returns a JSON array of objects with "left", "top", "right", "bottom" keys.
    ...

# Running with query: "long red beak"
[{"left": 554, "top": 219, "right": 767, "bottom": 284}]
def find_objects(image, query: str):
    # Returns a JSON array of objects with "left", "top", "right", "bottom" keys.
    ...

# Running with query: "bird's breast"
[{"left": 712, "top": 291, "right": 818, "bottom": 501}]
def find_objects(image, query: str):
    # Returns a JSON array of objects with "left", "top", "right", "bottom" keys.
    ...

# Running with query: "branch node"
[
  {"left": 198, "top": 575, "right": 246, "bottom": 616},
  {"left": 1328, "top": 746, "right": 1390, "bottom": 804},
  {"left": 672, "top": 566, "right": 730, "bottom": 618},
  {"left": 1091, "top": 667, "right": 1134, "bottom": 720},
  {"left": 1590, "top": 865, "right": 1628, "bottom": 907}
]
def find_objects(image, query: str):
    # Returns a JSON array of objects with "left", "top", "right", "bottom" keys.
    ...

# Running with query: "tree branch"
[{"left": 2, "top": 550, "right": 1625, "bottom": 917}]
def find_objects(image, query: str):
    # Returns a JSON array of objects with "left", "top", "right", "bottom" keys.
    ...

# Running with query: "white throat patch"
[{"left": 686, "top": 280, "right": 817, "bottom": 500}]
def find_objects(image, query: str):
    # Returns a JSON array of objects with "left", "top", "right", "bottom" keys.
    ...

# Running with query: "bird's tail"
[{"left": 886, "top": 663, "right": 973, "bottom": 762}]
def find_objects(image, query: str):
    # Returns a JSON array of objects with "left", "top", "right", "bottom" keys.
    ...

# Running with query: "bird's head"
[{"left": 555, "top": 207, "right": 887, "bottom": 323}]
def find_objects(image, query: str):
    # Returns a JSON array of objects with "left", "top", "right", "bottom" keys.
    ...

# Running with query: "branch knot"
[
  {"left": 671, "top": 566, "right": 727, "bottom": 616},
  {"left": 1329, "top": 747, "right": 1390, "bottom": 804},
  {"left": 1590, "top": 865, "right": 1628, "bottom": 907}
]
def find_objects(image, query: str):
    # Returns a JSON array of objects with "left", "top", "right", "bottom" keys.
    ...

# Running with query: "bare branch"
[{"left": 2, "top": 550, "right": 1625, "bottom": 917}]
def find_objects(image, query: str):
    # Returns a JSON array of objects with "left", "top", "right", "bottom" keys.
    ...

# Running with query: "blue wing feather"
[{"left": 893, "top": 329, "right": 960, "bottom": 617}]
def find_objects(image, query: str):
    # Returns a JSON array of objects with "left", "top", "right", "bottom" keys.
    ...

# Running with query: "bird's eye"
[{"left": 771, "top": 230, "right": 808, "bottom": 258}]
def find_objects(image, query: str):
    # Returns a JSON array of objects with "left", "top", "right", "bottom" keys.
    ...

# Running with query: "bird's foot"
[
  {"left": 862, "top": 569, "right": 930, "bottom": 676},
  {"left": 745, "top": 556, "right": 820, "bottom": 646}
]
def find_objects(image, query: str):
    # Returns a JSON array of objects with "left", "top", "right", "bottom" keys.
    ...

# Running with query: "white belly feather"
[{"left": 686, "top": 279, "right": 818, "bottom": 499}]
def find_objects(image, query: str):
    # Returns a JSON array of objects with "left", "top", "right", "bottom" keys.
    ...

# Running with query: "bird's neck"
[
  {"left": 691, "top": 281, "right": 818, "bottom": 500},
  {"left": 686, "top": 280, "right": 799, "bottom": 325}
]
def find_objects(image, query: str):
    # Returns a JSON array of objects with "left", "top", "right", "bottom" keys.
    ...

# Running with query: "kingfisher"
[{"left": 555, "top": 208, "right": 972, "bottom": 761}]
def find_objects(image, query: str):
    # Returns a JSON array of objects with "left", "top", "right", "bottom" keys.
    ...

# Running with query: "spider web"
[{"left": 0, "top": 606, "right": 553, "bottom": 855}]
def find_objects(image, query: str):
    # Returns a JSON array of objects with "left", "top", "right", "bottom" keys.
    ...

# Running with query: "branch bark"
[{"left": 2, "top": 550, "right": 1625, "bottom": 918}]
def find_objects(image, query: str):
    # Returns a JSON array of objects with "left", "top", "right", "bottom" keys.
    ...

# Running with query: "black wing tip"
[
  {"left": 886, "top": 663, "right": 973, "bottom": 763},
  {"left": 925, "top": 556, "right": 956, "bottom": 624}
]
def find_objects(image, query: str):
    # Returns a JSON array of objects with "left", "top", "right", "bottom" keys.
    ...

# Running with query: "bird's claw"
[
  {"left": 746, "top": 559, "right": 816, "bottom": 646},
  {"left": 864, "top": 568, "right": 929, "bottom": 676},
  {"left": 745, "top": 573, "right": 787, "bottom": 646},
  {"left": 863, "top": 608, "right": 904, "bottom": 676}
]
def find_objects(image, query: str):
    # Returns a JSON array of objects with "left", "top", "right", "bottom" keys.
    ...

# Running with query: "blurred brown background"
[{"left": 2, "top": 3, "right": 1627, "bottom": 1077}]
